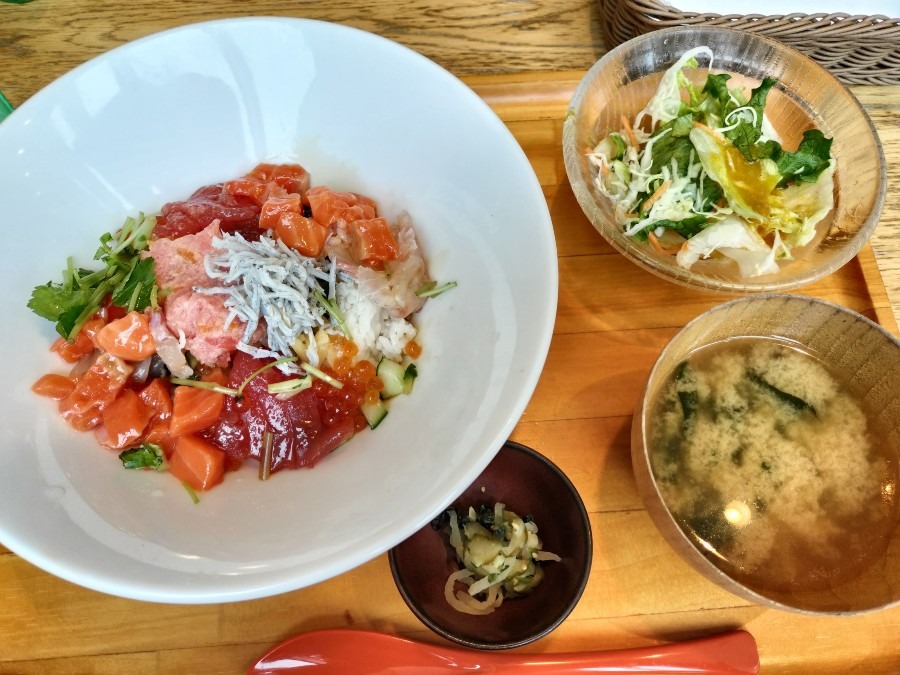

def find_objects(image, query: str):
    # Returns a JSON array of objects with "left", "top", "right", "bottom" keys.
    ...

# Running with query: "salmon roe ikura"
[
  {"left": 404, "top": 339, "right": 423, "bottom": 359},
  {"left": 315, "top": 336, "right": 383, "bottom": 431}
]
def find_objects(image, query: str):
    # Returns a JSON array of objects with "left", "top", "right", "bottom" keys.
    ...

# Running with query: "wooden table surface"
[{"left": 2, "top": 2, "right": 899, "bottom": 674}]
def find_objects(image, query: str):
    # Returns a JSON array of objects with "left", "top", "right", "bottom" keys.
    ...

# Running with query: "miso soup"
[{"left": 648, "top": 337, "right": 899, "bottom": 599}]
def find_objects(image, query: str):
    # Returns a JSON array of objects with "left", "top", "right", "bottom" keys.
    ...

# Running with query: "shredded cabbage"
[
  {"left": 634, "top": 46, "right": 713, "bottom": 131},
  {"left": 677, "top": 216, "right": 785, "bottom": 277},
  {"left": 588, "top": 46, "right": 835, "bottom": 278}
]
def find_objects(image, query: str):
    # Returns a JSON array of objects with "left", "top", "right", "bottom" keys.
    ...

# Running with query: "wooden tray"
[{"left": 1, "top": 73, "right": 898, "bottom": 674}]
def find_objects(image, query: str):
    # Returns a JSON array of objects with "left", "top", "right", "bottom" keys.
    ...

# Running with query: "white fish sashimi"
[{"left": 355, "top": 212, "right": 430, "bottom": 319}]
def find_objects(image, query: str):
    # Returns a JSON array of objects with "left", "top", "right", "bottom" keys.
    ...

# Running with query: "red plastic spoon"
[{"left": 249, "top": 628, "right": 760, "bottom": 674}]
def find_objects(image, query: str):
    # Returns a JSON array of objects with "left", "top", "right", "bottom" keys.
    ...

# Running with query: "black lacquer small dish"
[{"left": 389, "top": 441, "right": 592, "bottom": 649}]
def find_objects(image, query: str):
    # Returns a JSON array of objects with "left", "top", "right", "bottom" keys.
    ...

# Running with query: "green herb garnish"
[
  {"left": 182, "top": 481, "right": 200, "bottom": 504},
  {"left": 170, "top": 355, "right": 300, "bottom": 398},
  {"left": 27, "top": 213, "right": 158, "bottom": 340},
  {"left": 301, "top": 362, "right": 344, "bottom": 389},
  {"left": 415, "top": 280, "right": 458, "bottom": 298},
  {"left": 119, "top": 443, "right": 167, "bottom": 471},
  {"left": 267, "top": 377, "right": 313, "bottom": 395},
  {"left": 312, "top": 289, "right": 350, "bottom": 339}
]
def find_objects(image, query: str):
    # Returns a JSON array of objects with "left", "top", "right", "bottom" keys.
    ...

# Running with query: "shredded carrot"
[
  {"left": 641, "top": 180, "right": 671, "bottom": 214},
  {"left": 620, "top": 114, "right": 639, "bottom": 149},
  {"left": 599, "top": 162, "right": 610, "bottom": 176},
  {"left": 691, "top": 120, "right": 726, "bottom": 141},
  {"left": 623, "top": 211, "right": 639, "bottom": 220},
  {"left": 647, "top": 231, "right": 681, "bottom": 255}
]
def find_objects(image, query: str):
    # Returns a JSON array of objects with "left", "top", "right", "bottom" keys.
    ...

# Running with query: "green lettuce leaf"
[
  {"left": 775, "top": 129, "right": 833, "bottom": 187},
  {"left": 649, "top": 113, "right": 696, "bottom": 174},
  {"left": 700, "top": 73, "right": 732, "bottom": 116},
  {"left": 631, "top": 215, "right": 710, "bottom": 241},
  {"left": 698, "top": 177, "right": 723, "bottom": 212},
  {"left": 652, "top": 215, "right": 710, "bottom": 238},
  {"left": 724, "top": 77, "right": 778, "bottom": 162}
]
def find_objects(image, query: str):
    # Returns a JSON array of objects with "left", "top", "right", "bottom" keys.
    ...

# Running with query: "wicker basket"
[{"left": 599, "top": 0, "right": 900, "bottom": 85}]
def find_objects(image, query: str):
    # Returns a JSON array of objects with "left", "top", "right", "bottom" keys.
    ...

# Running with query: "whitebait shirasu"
[{"left": 197, "top": 232, "right": 338, "bottom": 373}]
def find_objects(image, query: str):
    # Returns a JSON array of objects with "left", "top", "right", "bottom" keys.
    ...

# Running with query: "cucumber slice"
[
  {"left": 612, "top": 159, "right": 630, "bottom": 184},
  {"left": 377, "top": 357, "right": 406, "bottom": 399},
  {"left": 403, "top": 363, "right": 417, "bottom": 395},
  {"left": 361, "top": 398, "right": 388, "bottom": 429},
  {"left": 596, "top": 132, "right": 626, "bottom": 161}
]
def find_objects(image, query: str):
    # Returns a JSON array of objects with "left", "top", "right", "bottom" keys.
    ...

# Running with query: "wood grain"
[
  {"left": 0, "top": 0, "right": 603, "bottom": 105},
  {"left": 1, "top": 3, "right": 900, "bottom": 674},
  {"left": 853, "top": 85, "right": 900, "bottom": 333}
]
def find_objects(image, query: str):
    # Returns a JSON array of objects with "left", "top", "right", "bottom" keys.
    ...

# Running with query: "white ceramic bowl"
[{"left": 0, "top": 18, "right": 556, "bottom": 603}]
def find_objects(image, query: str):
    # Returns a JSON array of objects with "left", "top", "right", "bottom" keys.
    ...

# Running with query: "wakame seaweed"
[
  {"left": 678, "top": 390, "right": 699, "bottom": 423},
  {"left": 748, "top": 372, "right": 817, "bottom": 416}
]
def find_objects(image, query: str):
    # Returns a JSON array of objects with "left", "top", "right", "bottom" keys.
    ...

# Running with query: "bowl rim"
[
  {"left": 562, "top": 25, "right": 887, "bottom": 294},
  {"left": 633, "top": 293, "right": 900, "bottom": 615},
  {"left": 388, "top": 440, "right": 593, "bottom": 649}
]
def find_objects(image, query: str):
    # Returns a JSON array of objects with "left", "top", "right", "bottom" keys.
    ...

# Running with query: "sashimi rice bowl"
[
  {"left": 29, "top": 162, "right": 453, "bottom": 492},
  {"left": 563, "top": 27, "right": 885, "bottom": 293},
  {"left": 0, "top": 18, "right": 557, "bottom": 603}
]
